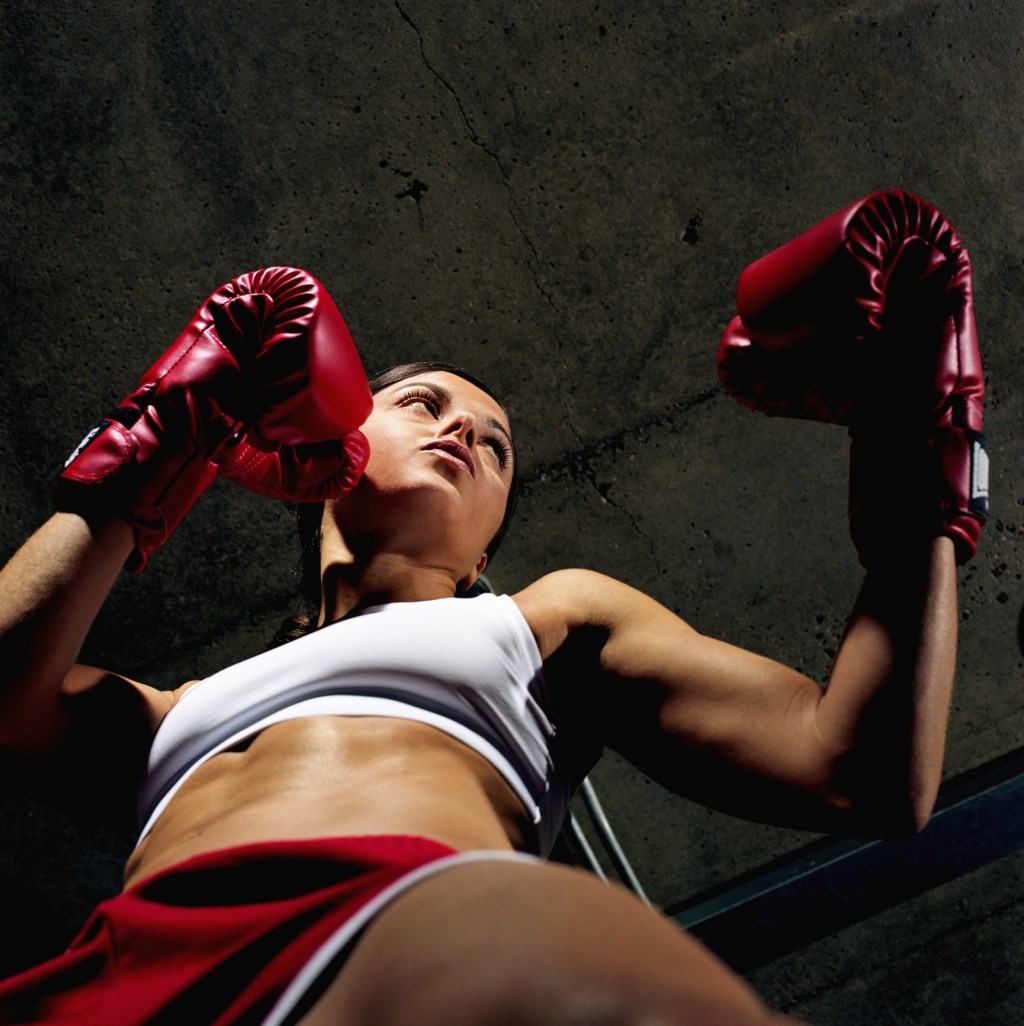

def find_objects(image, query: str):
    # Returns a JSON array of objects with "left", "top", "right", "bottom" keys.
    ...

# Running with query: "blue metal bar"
[
  {"left": 579, "top": 778, "right": 651, "bottom": 903},
  {"left": 668, "top": 745, "right": 1024, "bottom": 971},
  {"left": 565, "top": 807, "right": 609, "bottom": 881}
]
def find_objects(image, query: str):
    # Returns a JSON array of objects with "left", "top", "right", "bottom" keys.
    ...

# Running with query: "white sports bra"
[{"left": 138, "top": 594, "right": 586, "bottom": 855}]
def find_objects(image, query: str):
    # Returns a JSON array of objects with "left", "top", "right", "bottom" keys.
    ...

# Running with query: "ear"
[{"left": 456, "top": 553, "right": 489, "bottom": 594}]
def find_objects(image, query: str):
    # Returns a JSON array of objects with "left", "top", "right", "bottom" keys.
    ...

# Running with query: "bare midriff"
[{"left": 123, "top": 716, "right": 531, "bottom": 889}]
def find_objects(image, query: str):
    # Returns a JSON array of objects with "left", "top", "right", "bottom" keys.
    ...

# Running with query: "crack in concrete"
[
  {"left": 519, "top": 385, "right": 721, "bottom": 575},
  {"left": 391, "top": 2, "right": 552, "bottom": 300},
  {"left": 521, "top": 386, "right": 720, "bottom": 489},
  {"left": 392, "top": 0, "right": 583, "bottom": 447},
  {"left": 582, "top": 454, "right": 665, "bottom": 575}
]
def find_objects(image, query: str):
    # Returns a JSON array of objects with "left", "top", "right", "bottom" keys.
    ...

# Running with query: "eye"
[
  {"left": 399, "top": 388, "right": 440, "bottom": 416},
  {"left": 484, "top": 434, "right": 512, "bottom": 470}
]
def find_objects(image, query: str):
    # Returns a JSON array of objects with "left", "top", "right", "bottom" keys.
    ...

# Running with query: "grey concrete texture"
[{"left": 0, "top": 0, "right": 1021, "bottom": 1020}]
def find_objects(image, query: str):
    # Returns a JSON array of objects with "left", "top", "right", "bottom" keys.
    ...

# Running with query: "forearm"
[
  {"left": 0, "top": 512, "right": 134, "bottom": 742},
  {"left": 818, "top": 535, "right": 958, "bottom": 832}
]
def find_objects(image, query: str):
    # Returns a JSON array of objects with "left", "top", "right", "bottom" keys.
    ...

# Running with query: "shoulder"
[
  {"left": 510, "top": 569, "right": 622, "bottom": 649},
  {"left": 511, "top": 569, "right": 691, "bottom": 661}
]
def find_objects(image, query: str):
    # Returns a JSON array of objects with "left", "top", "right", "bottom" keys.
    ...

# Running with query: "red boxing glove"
[
  {"left": 717, "top": 189, "right": 988, "bottom": 564},
  {"left": 58, "top": 267, "right": 372, "bottom": 572}
]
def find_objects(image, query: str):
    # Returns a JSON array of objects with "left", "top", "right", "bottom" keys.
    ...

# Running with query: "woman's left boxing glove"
[
  {"left": 717, "top": 190, "right": 988, "bottom": 565},
  {"left": 57, "top": 266, "right": 372, "bottom": 572}
]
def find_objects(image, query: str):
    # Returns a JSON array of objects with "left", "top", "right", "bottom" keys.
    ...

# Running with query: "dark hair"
[{"left": 270, "top": 362, "right": 519, "bottom": 647}]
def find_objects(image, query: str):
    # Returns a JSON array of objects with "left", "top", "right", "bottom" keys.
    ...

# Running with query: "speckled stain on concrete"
[{"left": 1, "top": 1, "right": 1022, "bottom": 1021}]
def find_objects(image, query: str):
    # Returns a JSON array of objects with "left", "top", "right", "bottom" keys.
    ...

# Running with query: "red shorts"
[{"left": 0, "top": 835, "right": 497, "bottom": 1026}]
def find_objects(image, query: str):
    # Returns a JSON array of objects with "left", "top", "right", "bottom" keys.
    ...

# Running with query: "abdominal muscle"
[{"left": 123, "top": 715, "right": 531, "bottom": 889}]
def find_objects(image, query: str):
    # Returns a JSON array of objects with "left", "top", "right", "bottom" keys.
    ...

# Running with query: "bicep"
[
  {"left": 607, "top": 624, "right": 819, "bottom": 760},
  {"left": 594, "top": 593, "right": 850, "bottom": 827},
  {"left": 522, "top": 569, "right": 849, "bottom": 827}
]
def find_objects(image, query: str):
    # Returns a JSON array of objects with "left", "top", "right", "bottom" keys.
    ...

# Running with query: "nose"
[{"left": 442, "top": 409, "right": 477, "bottom": 448}]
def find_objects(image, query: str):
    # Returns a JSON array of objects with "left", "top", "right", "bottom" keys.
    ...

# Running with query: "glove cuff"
[
  {"left": 848, "top": 426, "right": 989, "bottom": 567},
  {"left": 56, "top": 390, "right": 228, "bottom": 572}
]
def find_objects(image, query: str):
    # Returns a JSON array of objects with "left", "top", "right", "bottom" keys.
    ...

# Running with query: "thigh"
[{"left": 294, "top": 858, "right": 800, "bottom": 1026}]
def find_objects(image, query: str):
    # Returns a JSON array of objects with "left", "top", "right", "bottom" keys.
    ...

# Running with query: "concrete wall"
[{"left": 1, "top": 1, "right": 1021, "bottom": 1021}]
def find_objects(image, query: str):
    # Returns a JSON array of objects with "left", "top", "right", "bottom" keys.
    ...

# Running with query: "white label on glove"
[
  {"left": 64, "top": 422, "right": 107, "bottom": 469},
  {"left": 972, "top": 439, "right": 989, "bottom": 501}
]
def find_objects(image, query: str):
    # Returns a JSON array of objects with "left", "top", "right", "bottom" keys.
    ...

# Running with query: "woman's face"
[{"left": 330, "top": 371, "right": 515, "bottom": 585}]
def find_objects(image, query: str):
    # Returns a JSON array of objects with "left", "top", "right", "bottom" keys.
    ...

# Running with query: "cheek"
[
  {"left": 483, "top": 480, "right": 511, "bottom": 529},
  {"left": 358, "top": 407, "right": 388, "bottom": 446},
  {"left": 359, "top": 416, "right": 404, "bottom": 470}
]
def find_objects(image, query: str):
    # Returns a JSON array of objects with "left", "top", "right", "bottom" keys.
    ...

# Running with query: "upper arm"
[
  {"left": 0, "top": 664, "right": 170, "bottom": 757},
  {"left": 600, "top": 619, "right": 847, "bottom": 826},
  {"left": 517, "top": 569, "right": 846, "bottom": 829},
  {"left": 0, "top": 665, "right": 172, "bottom": 828},
  {"left": 60, "top": 664, "right": 174, "bottom": 734}
]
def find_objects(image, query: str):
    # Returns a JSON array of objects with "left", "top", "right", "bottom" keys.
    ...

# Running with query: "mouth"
[{"left": 424, "top": 439, "right": 476, "bottom": 477}]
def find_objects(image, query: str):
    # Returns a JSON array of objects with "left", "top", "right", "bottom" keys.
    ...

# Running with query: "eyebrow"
[{"left": 399, "top": 380, "right": 514, "bottom": 450}]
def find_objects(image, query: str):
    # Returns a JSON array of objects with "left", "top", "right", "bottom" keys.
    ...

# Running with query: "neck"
[{"left": 317, "top": 526, "right": 463, "bottom": 625}]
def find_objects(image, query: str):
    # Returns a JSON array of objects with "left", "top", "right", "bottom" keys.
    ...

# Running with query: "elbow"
[
  {"left": 907, "top": 792, "right": 939, "bottom": 836},
  {"left": 835, "top": 788, "right": 936, "bottom": 840},
  {"left": 875, "top": 788, "right": 937, "bottom": 838},
  {"left": 880, "top": 804, "right": 932, "bottom": 840},
  {"left": 825, "top": 758, "right": 938, "bottom": 838},
  {"left": 883, "top": 771, "right": 943, "bottom": 837},
  {"left": 826, "top": 743, "right": 940, "bottom": 838}
]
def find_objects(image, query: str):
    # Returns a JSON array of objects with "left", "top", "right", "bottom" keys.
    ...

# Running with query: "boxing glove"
[
  {"left": 58, "top": 267, "right": 372, "bottom": 572},
  {"left": 717, "top": 189, "right": 988, "bottom": 564}
]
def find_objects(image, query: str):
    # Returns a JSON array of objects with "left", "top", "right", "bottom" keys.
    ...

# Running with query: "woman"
[{"left": 0, "top": 262, "right": 967, "bottom": 1025}]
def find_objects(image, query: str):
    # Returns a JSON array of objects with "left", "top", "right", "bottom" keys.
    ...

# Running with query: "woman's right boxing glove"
[
  {"left": 57, "top": 267, "right": 372, "bottom": 572},
  {"left": 717, "top": 189, "right": 988, "bottom": 565}
]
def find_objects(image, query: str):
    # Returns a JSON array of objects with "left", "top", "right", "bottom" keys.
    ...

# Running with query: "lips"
[{"left": 425, "top": 439, "right": 476, "bottom": 477}]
